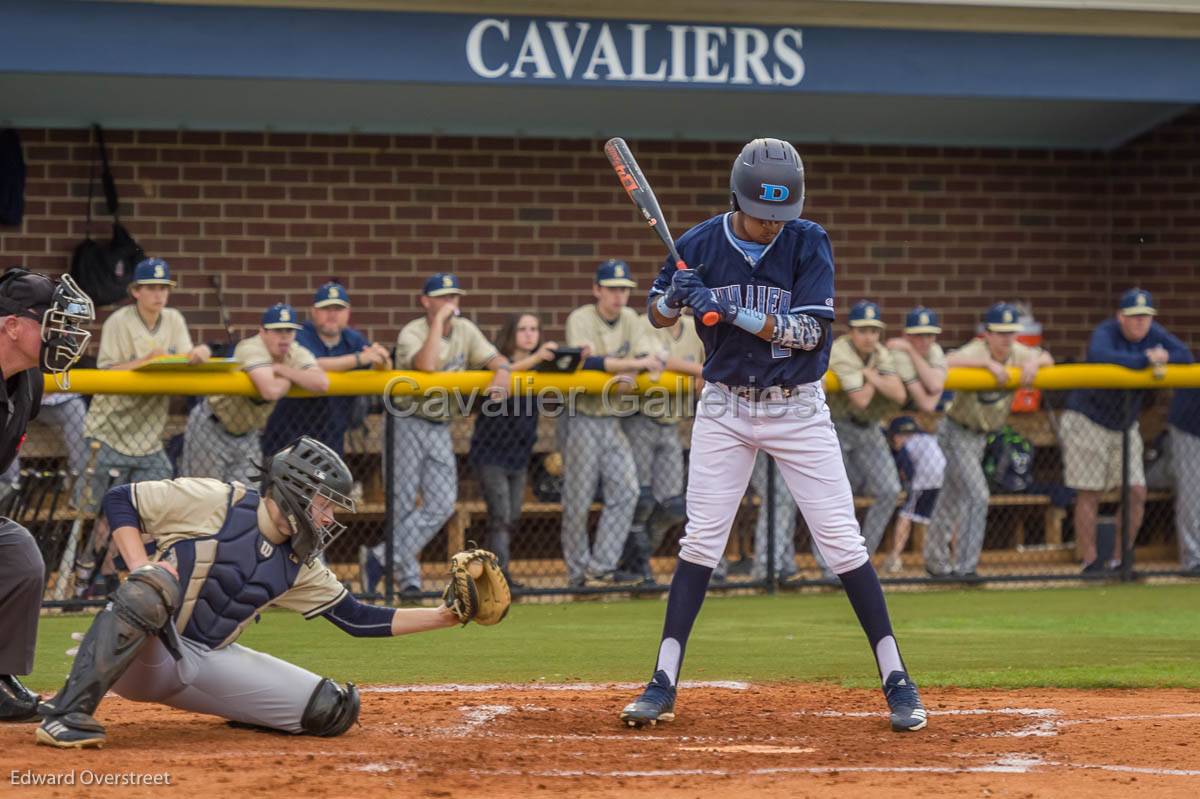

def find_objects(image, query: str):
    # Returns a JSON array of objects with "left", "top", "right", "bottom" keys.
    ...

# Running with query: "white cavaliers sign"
[{"left": 466, "top": 19, "right": 805, "bottom": 86}]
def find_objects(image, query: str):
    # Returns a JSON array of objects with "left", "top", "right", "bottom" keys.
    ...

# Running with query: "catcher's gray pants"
[
  {"left": 1169, "top": 425, "right": 1200, "bottom": 570},
  {"left": 475, "top": 463, "right": 524, "bottom": 570},
  {"left": 112, "top": 635, "right": 322, "bottom": 733},
  {"left": 925, "top": 418, "right": 990, "bottom": 575},
  {"left": 381, "top": 416, "right": 456, "bottom": 590},
  {"left": 561, "top": 414, "right": 638, "bottom": 582},
  {"left": 750, "top": 453, "right": 797, "bottom": 579},
  {"left": 180, "top": 401, "right": 261, "bottom": 486},
  {"left": 622, "top": 414, "right": 684, "bottom": 502},
  {"left": 834, "top": 419, "right": 901, "bottom": 555},
  {"left": 0, "top": 519, "right": 43, "bottom": 675}
]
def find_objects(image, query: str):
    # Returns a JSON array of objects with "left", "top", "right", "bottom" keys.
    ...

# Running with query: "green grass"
[{"left": 23, "top": 583, "right": 1200, "bottom": 693}]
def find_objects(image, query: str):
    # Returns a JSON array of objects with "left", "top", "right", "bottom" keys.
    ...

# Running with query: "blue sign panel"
[{"left": 0, "top": 0, "right": 1198, "bottom": 102}]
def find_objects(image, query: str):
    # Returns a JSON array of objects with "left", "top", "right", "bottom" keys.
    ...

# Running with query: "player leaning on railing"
[
  {"left": 34, "top": 436, "right": 510, "bottom": 749},
  {"left": 0, "top": 268, "right": 93, "bottom": 723}
]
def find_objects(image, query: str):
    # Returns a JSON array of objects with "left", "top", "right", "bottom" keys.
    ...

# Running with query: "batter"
[{"left": 619, "top": 138, "right": 926, "bottom": 733}]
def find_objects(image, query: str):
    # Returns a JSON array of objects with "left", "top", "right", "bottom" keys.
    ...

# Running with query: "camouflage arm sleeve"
[{"left": 770, "top": 312, "right": 826, "bottom": 351}]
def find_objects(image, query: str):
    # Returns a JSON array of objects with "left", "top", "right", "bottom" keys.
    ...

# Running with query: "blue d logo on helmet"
[{"left": 759, "top": 183, "right": 790, "bottom": 202}]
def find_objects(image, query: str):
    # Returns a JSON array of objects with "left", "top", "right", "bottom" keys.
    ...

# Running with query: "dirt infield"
[{"left": 4, "top": 683, "right": 1199, "bottom": 797}]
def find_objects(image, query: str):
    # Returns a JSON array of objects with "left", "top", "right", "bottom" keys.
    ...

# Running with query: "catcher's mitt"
[{"left": 443, "top": 548, "right": 511, "bottom": 626}]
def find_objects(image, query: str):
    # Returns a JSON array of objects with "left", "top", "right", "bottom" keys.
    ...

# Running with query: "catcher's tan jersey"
[
  {"left": 132, "top": 477, "right": 347, "bottom": 648},
  {"left": 825, "top": 335, "right": 901, "bottom": 424},
  {"left": 945, "top": 338, "right": 1042, "bottom": 432},
  {"left": 634, "top": 314, "right": 705, "bottom": 424},
  {"left": 394, "top": 316, "right": 499, "bottom": 422},
  {"left": 84, "top": 306, "right": 194, "bottom": 456},
  {"left": 566, "top": 304, "right": 641, "bottom": 417},
  {"left": 209, "top": 335, "right": 318, "bottom": 436},
  {"left": 891, "top": 342, "right": 947, "bottom": 386}
]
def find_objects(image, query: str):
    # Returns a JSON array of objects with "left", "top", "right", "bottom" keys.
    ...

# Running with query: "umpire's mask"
[
  {"left": 0, "top": 269, "right": 94, "bottom": 389},
  {"left": 263, "top": 436, "right": 356, "bottom": 567}
]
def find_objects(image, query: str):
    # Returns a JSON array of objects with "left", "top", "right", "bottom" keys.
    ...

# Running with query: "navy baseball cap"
[
  {"left": 887, "top": 415, "right": 921, "bottom": 437},
  {"left": 423, "top": 273, "right": 465, "bottom": 297},
  {"left": 132, "top": 257, "right": 176, "bottom": 286},
  {"left": 984, "top": 302, "right": 1022, "bottom": 333},
  {"left": 848, "top": 300, "right": 885, "bottom": 328},
  {"left": 262, "top": 302, "right": 302, "bottom": 330},
  {"left": 595, "top": 259, "right": 636, "bottom": 288},
  {"left": 1119, "top": 288, "right": 1156, "bottom": 316},
  {"left": 314, "top": 281, "right": 350, "bottom": 308},
  {"left": 904, "top": 306, "right": 942, "bottom": 335}
]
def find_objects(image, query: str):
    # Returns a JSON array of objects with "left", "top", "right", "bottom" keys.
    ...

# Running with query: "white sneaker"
[{"left": 883, "top": 554, "right": 902, "bottom": 574}]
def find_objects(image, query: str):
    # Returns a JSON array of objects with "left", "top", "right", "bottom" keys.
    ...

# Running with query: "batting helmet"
[
  {"left": 262, "top": 436, "right": 356, "bottom": 566},
  {"left": 729, "top": 138, "right": 805, "bottom": 222}
]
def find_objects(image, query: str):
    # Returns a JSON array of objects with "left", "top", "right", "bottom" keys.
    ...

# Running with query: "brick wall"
[
  {"left": 1, "top": 118, "right": 1195, "bottom": 359},
  {"left": 1111, "top": 109, "right": 1200, "bottom": 353}
]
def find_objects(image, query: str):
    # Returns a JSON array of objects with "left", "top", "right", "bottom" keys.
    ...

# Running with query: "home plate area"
[{"left": 5, "top": 683, "right": 1199, "bottom": 798}]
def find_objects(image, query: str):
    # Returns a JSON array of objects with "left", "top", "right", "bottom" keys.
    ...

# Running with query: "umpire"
[{"left": 0, "top": 268, "right": 93, "bottom": 722}]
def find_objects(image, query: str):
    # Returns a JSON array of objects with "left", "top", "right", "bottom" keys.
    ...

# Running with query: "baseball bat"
[
  {"left": 210, "top": 274, "right": 236, "bottom": 348},
  {"left": 603, "top": 137, "right": 719, "bottom": 326},
  {"left": 52, "top": 440, "right": 101, "bottom": 601}
]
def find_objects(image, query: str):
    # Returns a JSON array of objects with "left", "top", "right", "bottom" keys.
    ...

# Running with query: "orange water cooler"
[{"left": 1011, "top": 304, "right": 1042, "bottom": 413}]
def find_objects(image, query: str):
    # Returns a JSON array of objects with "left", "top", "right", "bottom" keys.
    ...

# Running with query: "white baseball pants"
[{"left": 681, "top": 383, "right": 869, "bottom": 575}]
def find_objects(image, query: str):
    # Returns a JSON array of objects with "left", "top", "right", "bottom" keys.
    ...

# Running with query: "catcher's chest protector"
[{"left": 169, "top": 490, "right": 301, "bottom": 648}]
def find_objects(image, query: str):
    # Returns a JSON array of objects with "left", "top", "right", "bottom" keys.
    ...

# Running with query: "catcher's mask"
[
  {"left": 0, "top": 269, "right": 95, "bottom": 389},
  {"left": 260, "top": 436, "right": 356, "bottom": 566}
]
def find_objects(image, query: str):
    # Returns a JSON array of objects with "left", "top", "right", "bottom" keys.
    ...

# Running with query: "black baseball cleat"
[
  {"left": 620, "top": 670, "right": 676, "bottom": 728},
  {"left": 0, "top": 675, "right": 41, "bottom": 723},
  {"left": 36, "top": 712, "right": 107, "bottom": 749},
  {"left": 883, "top": 670, "right": 928, "bottom": 732}
]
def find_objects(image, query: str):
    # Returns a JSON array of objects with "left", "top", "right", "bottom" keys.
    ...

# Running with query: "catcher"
[{"left": 36, "top": 436, "right": 509, "bottom": 749}]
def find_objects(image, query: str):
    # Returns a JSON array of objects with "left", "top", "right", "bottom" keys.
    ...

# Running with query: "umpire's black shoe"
[
  {"left": 883, "top": 670, "right": 928, "bottom": 732},
  {"left": 0, "top": 675, "right": 41, "bottom": 723},
  {"left": 620, "top": 670, "right": 676, "bottom": 728},
  {"left": 36, "top": 713, "right": 107, "bottom": 749}
]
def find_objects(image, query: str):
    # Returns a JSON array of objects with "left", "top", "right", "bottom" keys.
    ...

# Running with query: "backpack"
[
  {"left": 983, "top": 426, "right": 1034, "bottom": 493},
  {"left": 69, "top": 125, "right": 144, "bottom": 307}
]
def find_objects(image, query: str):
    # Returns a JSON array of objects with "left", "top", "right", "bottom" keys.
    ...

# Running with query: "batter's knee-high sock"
[
  {"left": 654, "top": 559, "right": 714, "bottom": 686},
  {"left": 838, "top": 561, "right": 906, "bottom": 685}
]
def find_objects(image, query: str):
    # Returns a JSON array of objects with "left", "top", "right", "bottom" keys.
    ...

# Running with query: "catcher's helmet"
[
  {"left": 262, "top": 436, "right": 356, "bottom": 566},
  {"left": 729, "top": 138, "right": 805, "bottom": 222}
]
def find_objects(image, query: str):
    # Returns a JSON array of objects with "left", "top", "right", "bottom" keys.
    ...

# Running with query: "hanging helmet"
[
  {"left": 729, "top": 138, "right": 805, "bottom": 222},
  {"left": 262, "top": 436, "right": 356, "bottom": 566}
]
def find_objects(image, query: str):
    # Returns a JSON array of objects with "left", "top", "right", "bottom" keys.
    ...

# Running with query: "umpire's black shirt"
[{"left": 0, "top": 366, "right": 42, "bottom": 473}]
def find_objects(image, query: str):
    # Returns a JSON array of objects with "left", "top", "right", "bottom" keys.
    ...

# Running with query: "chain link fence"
[{"left": 15, "top": 377, "right": 1199, "bottom": 609}]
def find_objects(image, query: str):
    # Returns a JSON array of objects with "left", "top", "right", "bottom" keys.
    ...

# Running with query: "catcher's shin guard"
[
  {"left": 40, "top": 565, "right": 180, "bottom": 733},
  {"left": 301, "top": 679, "right": 360, "bottom": 737}
]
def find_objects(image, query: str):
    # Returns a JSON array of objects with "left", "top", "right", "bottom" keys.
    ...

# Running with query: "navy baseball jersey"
[{"left": 649, "top": 213, "right": 835, "bottom": 387}]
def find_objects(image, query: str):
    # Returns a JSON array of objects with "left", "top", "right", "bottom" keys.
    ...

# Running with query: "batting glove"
[
  {"left": 690, "top": 289, "right": 736, "bottom": 324},
  {"left": 664, "top": 268, "right": 706, "bottom": 310}
]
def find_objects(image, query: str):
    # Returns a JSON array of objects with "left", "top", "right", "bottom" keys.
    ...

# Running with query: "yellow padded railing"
[{"left": 44, "top": 363, "right": 1200, "bottom": 396}]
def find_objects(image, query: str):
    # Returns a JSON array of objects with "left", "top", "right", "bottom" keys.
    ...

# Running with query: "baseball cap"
[
  {"left": 848, "top": 300, "right": 885, "bottom": 328},
  {"left": 904, "top": 306, "right": 942, "bottom": 335},
  {"left": 887, "top": 415, "right": 921, "bottom": 437},
  {"left": 262, "top": 303, "right": 303, "bottom": 330},
  {"left": 423, "top": 273, "right": 465, "bottom": 297},
  {"left": 983, "top": 302, "right": 1022, "bottom": 333},
  {"left": 132, "top": 257, "right": 176, "bottom": 286},
  {"left": 314, "top": 281, "right": 350, "bottom": 308},
  {"left": 0, "top": 267, "right": 56, "bottom": 320},
  {"left": 595, "top": 259, "right": 636, "bottom": 288},
  {"left": 1119, "top": 288, "right": 1156, "bottom": 316}
]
